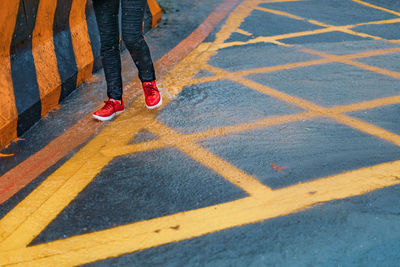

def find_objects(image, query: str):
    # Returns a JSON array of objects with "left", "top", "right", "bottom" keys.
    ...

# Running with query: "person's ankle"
[{"left": 110, "top": 98, "right": 122, "bottom": 105}]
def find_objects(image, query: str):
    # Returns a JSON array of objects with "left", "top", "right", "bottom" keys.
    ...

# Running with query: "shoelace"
[
  {"left": 143, "top": 83, "right": 158, "bottom": 96},
  {"left": 103, "top": 100, "right": 116, "bottom": 111}
]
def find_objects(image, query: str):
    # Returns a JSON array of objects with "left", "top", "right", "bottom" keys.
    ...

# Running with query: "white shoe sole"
[
  {"left": 93, "top": 110, "right": 124, "bottom": 121},
  {"left": 146, "top": 96, "right": 163, "bottom": 109}
]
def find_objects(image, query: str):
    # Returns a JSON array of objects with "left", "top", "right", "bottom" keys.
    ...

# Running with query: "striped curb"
[{"left": 0, "top": 0, "right": 162, "bottom": 149}]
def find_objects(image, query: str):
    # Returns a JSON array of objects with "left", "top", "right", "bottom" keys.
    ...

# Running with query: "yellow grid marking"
[
  {"left": 300, "top": 47, "right": 400, "bottom": 80},
  {"left": 353, "top": 0, "right": 400, "bottom": 17},
  {"left": 186, "top": 46, "right": 400, "bottom": 87},
  {"left": 235, "top": 28, "right": 253, "bottom": 36},
  {"left": 2, "top": 160, "right": 400, "bottom": 266},
  {"left": 2, "top": 0, "right": 400, "bottom": 265},
  {"left": 204, "top": 63, "right": 400, "bottom": 147},
  {"left": 255, "top": 6, "right": 304, "bottom": 20}
]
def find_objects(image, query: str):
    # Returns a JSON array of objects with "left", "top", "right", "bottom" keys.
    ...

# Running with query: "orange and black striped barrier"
[{"left": 0, "top": 0, "right": 161, "bottom": 149}]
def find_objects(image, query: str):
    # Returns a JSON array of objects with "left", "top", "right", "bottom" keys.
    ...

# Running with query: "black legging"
[{"left": 93, "top": 0, "right": 156, "bottom": 100}]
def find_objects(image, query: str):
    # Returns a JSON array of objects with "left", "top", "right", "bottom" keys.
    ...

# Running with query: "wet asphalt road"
[{"left": 2, "top": 0, "right": 400, "bottom": 266}]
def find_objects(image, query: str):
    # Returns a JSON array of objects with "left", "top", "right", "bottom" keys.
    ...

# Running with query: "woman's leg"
[
  {"left": 92, "top": 0, "right": 123, "bottom": 100},
  {"left": 121, "top": 0, "right": 156, "bottom": 82}
]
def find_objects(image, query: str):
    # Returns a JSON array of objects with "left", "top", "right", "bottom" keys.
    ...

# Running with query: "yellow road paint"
[
  {"left": 209, "top": 27, "right": 343, "bottom": 50},
  {"left": 3, "top": 0, "right": 400, "bottom": 265},
  {"left": 330, "top": 95, "right": 400, "bottom": 113},
  {"left": 2, "top": 160, "right": 400, "bottom": 266},
  {"left": 356, "top": 18, "right": 400, "bottom": 26},
  {"left": 300, "top": 47, "right": 400, "bottom": 80},
  {"left": 188, "top": 46, "right": 400, "bottom": 87},
  {"left": 32, "top": 0, "right": 62, "bottom": 116},
  {"left": 270, "top": 40, "right": 294, "bottom": 46},
  {"left": 214, "top": 8, "right": 399, "bottom": 51},
  {"left": 205, "top": 64, "right": 400, "bottom": 147},
  {"left": 353, "top": 0, "right": 400, "bottom": 17},
  {"left": 255, "top": 6, "right": 304, "bottom": 20},
  {"left": 236, "top": 28, "right": 253, "bottom": 36},
  {"left": 149, "top": 120, "right": 273, "bottom": 196},
  {"left": 334, "top": 113, "right": 400, "bottom": 146},
  {"left": 186, "top": 112, "right": 318, "bottom": 141}
]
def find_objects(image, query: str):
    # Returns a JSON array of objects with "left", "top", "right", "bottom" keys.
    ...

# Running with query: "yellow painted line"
[
  {"left": 353, "top": 0, "right": 400, "bottom": 17},
  {"left": 340, "top": 28, "right": 382, "bottom": 40},
  {"left": 300, "top": 47, "right": 400, "bottom": 80},
  {"left": 204, "top": 64, "right": 400, "bottom": 147},
  {"left": 236, "top": 28, "right": 253, "bottom": 36},
  {"left": 188, "top": 58, "right": 333, "bottom": 86},
  {"left": 186, "top": 112, "right": 318, "bottom": 141},
  {"left": 236, "top": 58, "right": 332, "bottom": 76},
  {"left": 0, "top": 105, "right": 157, "bottom": 250},
  {"left": 204, "top": 64, "right": 327, "bottom": 113},
  {"left": 270, "top": 40, "right": 294, "bottom": 46},
  {"left": 190, "top": 46, "right": 400, "bottom": 87},
  {"left": 356, "top": 17, "right": 400, "bottom": 26},
  {"left": 255, "top": 6, "right": 304, "bottom": 20},
  {"left": 307, "top": 19, "right": 331, "bottom": 28},
  {"left": 160, "top": 43, "right": 216, "bottom": 95},
  {"left": 32, "top": 0, "right": 62, "bottom": 116},
  {"left": 343, "top": 59, "right": 400, "bottom": 79},
  {"left": 330, "top": 95, "right": 400, "bottom": 113},
  {"left": 148, "top": 120, "right": 273, "bottom": 196},
  {"left": 3, "top": 0, "right": 400, "bottom": 265},
  {"left": 285, "top": 14, "right": 386, "bottom": 42},
  {"left": 210, "top": 27, "right": 341, "bottom": 50},
  {"left": 100, "top": 139, "right": 167, "bottom": 157},
  {"left": 0, "top": 100, "right": 268, "bottom": 251},
  {"left": 219, "top": 4, "right": 396, "bottom": 50},
  {"left": 0, "top": 0, "right": 260, "bottom": 250},
  {"left": 69, "top": 0, "right": 94, "bottom": 87},
  {"left": 2, "top": 159, "right": 400, "bottom": 266},
  {"left": 0, "top": 0, "right": 20, "bottom": 148},
  {"left": 334, "top": 113, "right": 400, "bottom": 146},
  {"left": 344, "top": 46, "right": 400, "bottom": 59},
  {"left": 0, "top": 144, "right": 114, "bottom": 250},
  {"left": 213, "top": 0, "right": 263, "bottom": 45}
]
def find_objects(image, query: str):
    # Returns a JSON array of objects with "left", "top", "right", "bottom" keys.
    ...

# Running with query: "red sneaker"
[
  {"left": 93, "top": 98, "right": 124, "bottom": 121},
  {"left": 142, "top": 81, "right": 162, "bottom": 109}
]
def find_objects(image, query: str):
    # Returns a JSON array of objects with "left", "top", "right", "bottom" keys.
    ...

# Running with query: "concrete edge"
[{"left": 0, "top": 0, "right": 162, "bottom": 150}]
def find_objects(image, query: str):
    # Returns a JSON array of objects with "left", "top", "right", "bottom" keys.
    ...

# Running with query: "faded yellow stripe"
[
  {"left": 356, "top": 17, "right": 400, "bottom": 26},
  {"left": 300, "top": 47, "right": 400, "bottom": 80},
  {"left": 213, "top": 0, "right": 262, "bottom": 45},
  {"left": 334, "top": 113, "right": 400, "bottom": 146},
  {"left": 331, "top": 95, "right": 400, "bottom": 113},
  {"left": 4, "top": 0, "right": 400, "bottom": 265},
  {"left": 205, "top": 64, "right": 400, "bottom": 147},
  {"left": 149, "top": 120, "right": 272, "bottom": 196},
  {"left": 353, "top": 0, "right": 400, "bottom": 17},
  {"left": 0, "top": 0, "right": 20, "bottom": 148},
  {"left": 69, "top": 0, "right": 94, "bottom": 87},
  {"left": 32, "top": 0, "right": 62, "bottom": 116},
  {"left": 2, "top": 159, "right": 400, "bottom": 266},
  {"left": 236, "top": 28, "right": 253, "bottom": 36},
  {"left": 255, "top": 6, "right": 304, "bottom": 20}
]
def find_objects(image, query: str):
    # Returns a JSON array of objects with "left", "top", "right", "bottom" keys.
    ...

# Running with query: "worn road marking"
[{"left": 2, "top": 0, "right": 400, "bottom": 265}]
